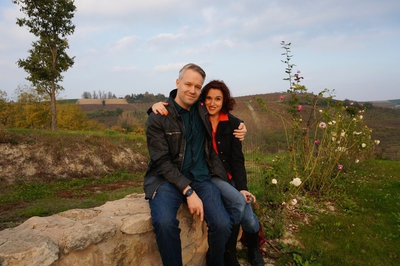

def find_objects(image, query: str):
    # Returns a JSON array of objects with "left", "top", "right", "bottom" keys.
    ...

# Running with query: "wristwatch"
[{"left": 184, "top": 188, "right": 194, "bottom": 197}]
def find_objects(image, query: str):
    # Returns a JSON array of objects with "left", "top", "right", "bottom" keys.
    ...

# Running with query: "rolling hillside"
[{"left": 75, "top": 93, "right": 400, "bottom": 160}]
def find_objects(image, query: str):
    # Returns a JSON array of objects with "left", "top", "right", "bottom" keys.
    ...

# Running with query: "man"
[{"left": 144, "top": 63, "right": 245, "bottom": 266}]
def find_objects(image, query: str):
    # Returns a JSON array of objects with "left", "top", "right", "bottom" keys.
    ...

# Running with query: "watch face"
[{"left": 186, "top": 188, "right": 193, "bottom": 197}]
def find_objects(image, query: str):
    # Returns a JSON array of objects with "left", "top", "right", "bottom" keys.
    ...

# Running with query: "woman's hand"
[
  {"left": 152, "top": 102, "right": 169, "bottom": 116},
  {"left": 233, "top": 122, "right": 247, "bottom": 141},
  {"left": 240, "top": 190, "right": 256, "bottom": 203}
]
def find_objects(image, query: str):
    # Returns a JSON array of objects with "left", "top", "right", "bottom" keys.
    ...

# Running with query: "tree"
[
  {"left": 0, "top": 90, "right": 7, "bottom": 102},
  {"left": 81, "top": 91, "right": 92, "bottom": 99},
  {"left": 6, "top": 84, "right": 51, "bottom": 129},
  {"left": 13, "top": 0, "right": 76, "bottom": 131},
  {"left": 0, "top": 90, "right": 9, "bottom": 126}
]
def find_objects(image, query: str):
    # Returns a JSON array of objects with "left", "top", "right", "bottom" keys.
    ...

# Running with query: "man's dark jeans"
[{"left": 149, "top": 180, "right": 231, "bottom": 266}]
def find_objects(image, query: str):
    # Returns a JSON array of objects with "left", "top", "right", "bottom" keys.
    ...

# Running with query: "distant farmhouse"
[
  {"left": 75, "top": 98, "right": 138, "bottom": 112},
  {"left": 76, "top": 99, "right": 129, "bottom": 105}
]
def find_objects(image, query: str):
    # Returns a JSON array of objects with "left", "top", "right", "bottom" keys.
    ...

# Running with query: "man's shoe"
[{"left": 224, "top": 224, "right": 241, "bottom": 266}]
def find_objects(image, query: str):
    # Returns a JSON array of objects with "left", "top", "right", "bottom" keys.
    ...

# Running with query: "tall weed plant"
[{"left": 260, "top": 41, "right": 380, "bottom": 197}]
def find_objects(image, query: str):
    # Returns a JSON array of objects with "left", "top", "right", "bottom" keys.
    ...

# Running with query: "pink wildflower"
[
  {"left": 279, "top": 95, "right": 284, "bottom": 101},
  {"left": 319, "top": 122, "right": 327, "bottom": 129},
  {"left": 314, "top": 139, "right": 320, "bottom": 145},
  {"left": 298, "top": 105, "right": 302, "bottom": 111},
  {"left": 338, "top": 165, "right": 343, "bottom": 170}
]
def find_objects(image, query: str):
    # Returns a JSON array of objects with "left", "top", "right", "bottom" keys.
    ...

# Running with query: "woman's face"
[{"left": 205, "top": 88, "right": 223, "bottom": 116}]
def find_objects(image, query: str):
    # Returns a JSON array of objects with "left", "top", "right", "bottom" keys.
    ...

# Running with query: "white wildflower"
[
  {"left": 290, "top": 199, "right": 298, "bottom": 206},
  {"left": 374, "top": 140, "right": 380, "bottom": 145},
  {"left": 336, "top": 147, "right": 346, "bottom": 152},
  {"left": 319, "top": 122, "right": 327, "bottom": 129},
  {"left": 290, "top": 178, "right": 302, "bottom": 187},
  {"left": 271, "top": 179, "right": 278, "bottom": 184}
]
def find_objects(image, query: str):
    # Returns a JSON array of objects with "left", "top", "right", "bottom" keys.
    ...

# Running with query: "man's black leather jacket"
[{"left": 143, "top": 89, "right": 228, "bottom": 199}]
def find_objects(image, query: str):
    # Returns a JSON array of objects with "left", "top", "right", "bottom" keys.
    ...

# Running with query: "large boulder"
[{"left": 0, "top": 194, "right": 208, "bottom": 266}]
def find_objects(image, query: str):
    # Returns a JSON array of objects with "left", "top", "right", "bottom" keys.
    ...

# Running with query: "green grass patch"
[
  {"left": 284, "top": 160, "right": 400, "bottom": 266},
  {"left": 0, "top": 170, "right": 145, "bottom": 230}
]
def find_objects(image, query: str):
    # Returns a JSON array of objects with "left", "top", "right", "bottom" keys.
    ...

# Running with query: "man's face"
[{"left": 175, "top": 69, "right": 204, "bottom": 110}]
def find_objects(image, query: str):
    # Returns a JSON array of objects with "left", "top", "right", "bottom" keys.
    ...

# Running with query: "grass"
[
  {"left": 268, "top": 160, "right": 400, "bottom": 266},
  {"left": 0, "top": 169, "right": 145, "bottom": 230},
  {"left": 0, "top": 130, "right": 399, "bottom": 265},
  {"left": 1, "top": 99, "right": 399, "bottom": 265}
]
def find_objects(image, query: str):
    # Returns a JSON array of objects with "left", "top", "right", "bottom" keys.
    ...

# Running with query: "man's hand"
[
  {"left": 186, "top": 192, "right": 204, "bottom": 221},
  {"left": 233, "top": 122, "right": 247, "bottom": 141},
  {"left": 152, "top": 102, "right": 169, "bottom": 116}
]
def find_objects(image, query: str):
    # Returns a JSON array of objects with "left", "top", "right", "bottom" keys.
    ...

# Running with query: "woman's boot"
[
  {"left": 244, "top": 231, "right": 265, "bottom": 266},
  {"left": 224, "top": 224, "right": 241, "bottom": 266}
]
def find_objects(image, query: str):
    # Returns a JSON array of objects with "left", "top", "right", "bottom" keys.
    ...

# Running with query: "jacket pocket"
[{"left": 165, "top": 131, "right": 182, "bottom": 156}]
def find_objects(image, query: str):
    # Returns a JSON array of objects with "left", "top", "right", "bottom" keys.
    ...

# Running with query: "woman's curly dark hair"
[{"left": 201, "top": 80, "right": 236, "bottom": 113}]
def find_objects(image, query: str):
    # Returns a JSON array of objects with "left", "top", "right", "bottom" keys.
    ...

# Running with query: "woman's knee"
[{"left": 241, "top": 215, "right": 259, "bottom": 233}]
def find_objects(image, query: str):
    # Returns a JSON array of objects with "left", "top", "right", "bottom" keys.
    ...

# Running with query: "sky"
[{"left": 1, "top": 0, "right": 399, "bottom": 102}]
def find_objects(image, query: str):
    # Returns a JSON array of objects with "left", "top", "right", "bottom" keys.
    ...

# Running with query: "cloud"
[
  {"left": 153, "top": 63, "right": 185, "bottom": 72},
  {"left": 1, "top": 0, "right": 399, "bottom": 101},
  {"left": 147, "top": 33, "right": 183, "bottom": 50},
  {"left": 74, "top": 0, "right": 185, "bottom": 23},
  {"left": 111, "top": 66, "right": 138, "bottom": 72},
  {"left": 109, "top": 36, "right": 141, "bottom": 52},
  {"left": 181, "top": 39, "right": 237, "bottom": 56}
]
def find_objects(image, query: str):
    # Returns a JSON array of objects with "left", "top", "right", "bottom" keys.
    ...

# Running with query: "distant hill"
[
  {"left": 369, "top": 99, "right": 400, "bottom": 108},
  {"left": 67, "top": 93, "right": 400, "bottom": 160}
]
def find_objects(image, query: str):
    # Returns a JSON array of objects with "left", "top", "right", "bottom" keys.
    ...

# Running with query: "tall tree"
[{"left": 13, "top": 0, "right": 76, "bottom": 130}]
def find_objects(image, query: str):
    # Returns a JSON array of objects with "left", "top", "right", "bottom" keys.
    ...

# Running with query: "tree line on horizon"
[{"left": 80, "top": 91, "right": 167, "bottom": 104}]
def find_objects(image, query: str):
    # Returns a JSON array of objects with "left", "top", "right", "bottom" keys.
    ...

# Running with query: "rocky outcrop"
[
  {"left": 0, "top": 141, "right": 148, "bottom": 183},
  {"left": 0, "top": 193, "right": 208, "bottom": 266}
]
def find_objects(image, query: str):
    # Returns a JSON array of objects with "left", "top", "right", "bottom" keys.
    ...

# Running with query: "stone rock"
[
  {"left": 0, "top": 143, "right": 147, "bottom": 183},
  {"left": 0, "top": 193, "right": 208, "bottom": 266},
  {"left": 0, "top": 234, "right": 59, "bottom": 266}
]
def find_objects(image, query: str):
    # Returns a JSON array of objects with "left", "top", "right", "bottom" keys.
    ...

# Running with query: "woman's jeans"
[
  {"left": 211, "top": 177, "right": 260, "bottom": 234},
  {"left": 149, "top": 180, "right": 231, "bottom": 266}
]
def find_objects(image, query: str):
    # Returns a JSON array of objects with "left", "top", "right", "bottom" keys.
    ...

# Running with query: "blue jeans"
[
  {"left": 149, "top": 180, "right": 231, "bottom": 266},
  {"left": 211, "top": 178, "right": 260, "bottom": 234}
]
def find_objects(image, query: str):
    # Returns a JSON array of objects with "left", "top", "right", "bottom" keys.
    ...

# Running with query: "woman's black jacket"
[{"left": 214, "top": 113, "right": 248, "bottom": 191}]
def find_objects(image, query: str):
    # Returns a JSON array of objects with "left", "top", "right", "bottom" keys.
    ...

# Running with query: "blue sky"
[{"left": 1, "top": 0, "right": 399, "bottom": 101}]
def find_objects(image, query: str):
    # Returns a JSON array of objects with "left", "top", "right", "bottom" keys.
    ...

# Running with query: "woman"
[
  {"left": 201, "top": 80, "right": 264, "bottom": 266},
  {"left": 152, "top": 80, "right": 264, "bottom": 266}
]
